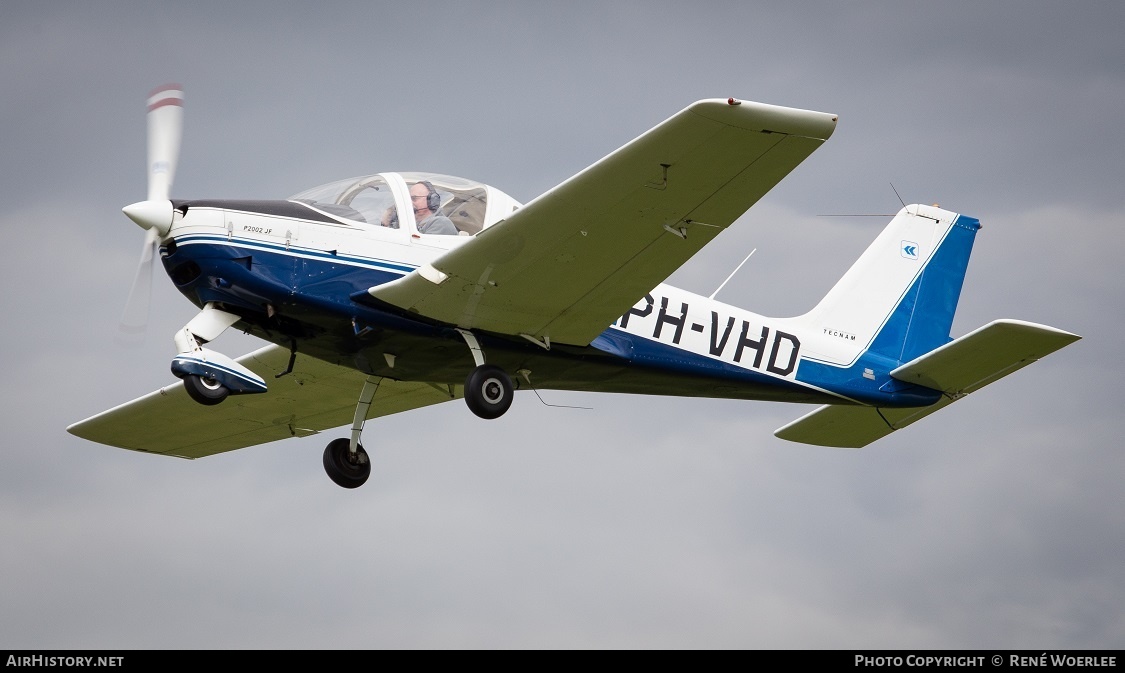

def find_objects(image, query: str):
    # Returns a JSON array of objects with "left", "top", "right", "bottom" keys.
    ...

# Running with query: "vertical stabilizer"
[{"left": 793, "top": 204, "right": 980, "bottom": 368}]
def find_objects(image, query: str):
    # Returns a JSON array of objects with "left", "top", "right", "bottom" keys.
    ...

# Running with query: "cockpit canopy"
[{"left": 289, "top": 172, "right": 521, "bottom": 236}]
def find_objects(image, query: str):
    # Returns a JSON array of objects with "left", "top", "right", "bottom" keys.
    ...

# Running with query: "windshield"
[{"left": 290, "top": 175, "right": 397, "bottom": 226}]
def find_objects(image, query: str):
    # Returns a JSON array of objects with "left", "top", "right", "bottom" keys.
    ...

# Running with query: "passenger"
[
  {"left": 380, "top": 205, "right": 398, "bottom": 229},
  {"left": 410, "top": 181, "right": 458, "bottom": 235}
]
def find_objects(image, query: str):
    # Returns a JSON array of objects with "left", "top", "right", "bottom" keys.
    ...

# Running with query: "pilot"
[
  {"left": 410, "top": 181, "right": 458, "bottom": 235},
  {"left": 380, "top": 205, "right": 398, "bottom": 229}
]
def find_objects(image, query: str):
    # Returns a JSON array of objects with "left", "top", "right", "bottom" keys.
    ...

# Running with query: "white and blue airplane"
[{"left": 68, "top": 85, "right": 1080, "bottom": 488}]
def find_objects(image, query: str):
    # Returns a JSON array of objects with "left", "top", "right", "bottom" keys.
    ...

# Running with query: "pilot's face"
[{"left": 409, "top": 184, "right": 431, "bottom": 216}]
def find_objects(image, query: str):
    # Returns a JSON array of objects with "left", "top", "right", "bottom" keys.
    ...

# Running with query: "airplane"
[{"left": 67, "top": 85, "right": 1081, "bottom": 489}]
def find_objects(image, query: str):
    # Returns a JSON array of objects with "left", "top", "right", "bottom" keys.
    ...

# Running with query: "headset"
[{"left": 417, "top": 181, "right": 441, "bottom": 213}]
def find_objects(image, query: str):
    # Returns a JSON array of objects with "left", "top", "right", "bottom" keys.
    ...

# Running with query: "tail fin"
[
  {"left": 775, "top": 205, "right": 1082, "bottom": 448},
  {"left": 792, "top": 204, "right": 980, "bottom": 367}
]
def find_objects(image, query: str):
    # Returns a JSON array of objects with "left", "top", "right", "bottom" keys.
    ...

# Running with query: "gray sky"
[{"left": 1, "top": 0, "right": 1122, "bottom": 649}]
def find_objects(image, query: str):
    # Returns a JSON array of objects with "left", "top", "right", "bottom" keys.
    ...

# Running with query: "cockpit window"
[
  {"left": 290, "top": 172, "right": 500, "bottom": 234},
  {"left": 399, "top": 172, "right": 489, "bottom": 235},
  {"left": 290, "top": 175, "right": 398, "bottom": 227}
]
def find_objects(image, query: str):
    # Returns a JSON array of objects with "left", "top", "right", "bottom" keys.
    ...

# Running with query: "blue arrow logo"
[{"left": 901, "top": 241, "right": 919, "bottom": 259}]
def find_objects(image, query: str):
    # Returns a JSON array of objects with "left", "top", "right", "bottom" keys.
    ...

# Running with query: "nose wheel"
[
  {"left": 183, "top": 374, "right": 229, "bottom": 405},
  {"left": 323, "top": 438, "right": 371, "bottom": 489},
  {"left": 465, "top": 364, "right": 514, "bottom": 419}
]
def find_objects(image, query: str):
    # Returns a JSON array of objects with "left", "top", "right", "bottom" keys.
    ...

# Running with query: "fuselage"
[{"left": 158, "top": 172, "right": 942, "bottom": 409}]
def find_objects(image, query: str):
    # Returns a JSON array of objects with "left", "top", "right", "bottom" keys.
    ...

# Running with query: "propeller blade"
[
  {"left": 117, "top": 229, "right": 158, "bottom": 342},
  {"left": 146, "top": 84, "right": 183, "bottom": 202},
  {"left": 118, "top": 85, "right": 183, "bottom": 343}
]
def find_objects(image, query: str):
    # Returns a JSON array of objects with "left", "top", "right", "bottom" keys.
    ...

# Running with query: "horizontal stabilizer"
[
  {"left": 889, "top": 319, "right": 1080, "bottom": 396},
  {"left": 775, "top": 320, "right": 1080, "bottom": 448},
  {"left": 773, "top": 402, "right": 955, "bottom": 448}
]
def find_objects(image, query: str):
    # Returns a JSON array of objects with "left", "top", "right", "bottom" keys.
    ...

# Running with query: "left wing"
[
  {"left": 67, "top": 345, "right": 461, "bottom": 459},
  {"left": 362, "top": 98, "right": 837, "bottom": 346}
]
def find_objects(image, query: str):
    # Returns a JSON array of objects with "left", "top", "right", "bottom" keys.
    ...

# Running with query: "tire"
[
  {"left": 322, "top": 438, "right": 371, "bottom": 489},
  {"left": 183, "top": 374, "right": 229, "bottom": 406},
  {"left": 464, "top": 364, "right": 513, "bottom": 420}
]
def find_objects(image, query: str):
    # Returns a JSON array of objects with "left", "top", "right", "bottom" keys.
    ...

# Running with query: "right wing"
[
  {"left": 361, "top": 98, "right": 837, "bottom": 346},
  {"left": 67, "top": 345, "right": 462, "bottom": 459}
]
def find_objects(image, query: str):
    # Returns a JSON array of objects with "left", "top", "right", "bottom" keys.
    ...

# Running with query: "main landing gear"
[
  {"left": 456, "top": 329, "right": 514, "bottom": 420},
  {"left": 322, "top": 375, "right": 380, "bottom": 489},
  {"left": 320, "top": 331, "right": 516, "bottom": 489}
]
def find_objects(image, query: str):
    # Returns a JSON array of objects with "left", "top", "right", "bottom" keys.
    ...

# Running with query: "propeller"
[{"left": 118, "top": 84, "right": 183, "bottom": 340}]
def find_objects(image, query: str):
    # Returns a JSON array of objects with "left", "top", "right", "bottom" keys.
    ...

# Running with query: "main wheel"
[
  {"left": 465, "top": 364, "right": 513, "bottom": 420},
  {"left": 322, "top": 438, "right": 371, "bottom": 489},
  {"left": 183, "top": 374, "right": 229, "bottom": 406}
]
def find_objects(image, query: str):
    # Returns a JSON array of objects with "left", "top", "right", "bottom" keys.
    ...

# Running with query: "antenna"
[
  {"left": 889, "top": 182, "right": 907, "bottom": 209},
  {"left": 517, "top": 370, "right": 592, "bottom": 410},
  {"left": 709, "top": 249, "right": 756, "bottom": 301}
]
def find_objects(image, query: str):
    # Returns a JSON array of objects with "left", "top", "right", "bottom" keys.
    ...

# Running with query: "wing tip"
[{"left": 689, "top": 97, "right": 838, "bottom": 140}]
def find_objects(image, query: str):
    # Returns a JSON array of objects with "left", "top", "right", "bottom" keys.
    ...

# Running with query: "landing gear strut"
[{"left": 322, "top": 375, "right": 380, "bottom": 489}]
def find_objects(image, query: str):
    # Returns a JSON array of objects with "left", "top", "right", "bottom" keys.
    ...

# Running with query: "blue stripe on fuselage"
[
  {"left": 163, "top": 234, "right": 414, "bottom": 313},
  {"left": 592, "top": 327, "right": 937, "bottom": 406},
  {"left": 172, "top": 233, "right": 416, "bottom": 275}
]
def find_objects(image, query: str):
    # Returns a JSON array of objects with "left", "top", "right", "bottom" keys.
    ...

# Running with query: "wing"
[
  {"left": 67, "top": 345, "right": 462, "bottom": 459},
  {"left": 361, "top": 98, "right": 837, "bottom": 346}
]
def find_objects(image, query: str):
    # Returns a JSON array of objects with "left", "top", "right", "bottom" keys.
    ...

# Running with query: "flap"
[
  {"left": 365, "top": 98, "right": 837, "bottom": 346},
  {"left": 67, "top": 345, "right": 461, "bottom": 459}
]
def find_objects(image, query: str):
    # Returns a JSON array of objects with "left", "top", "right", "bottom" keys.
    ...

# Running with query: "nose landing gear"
[
  {"left": 170, "top": 303, "right": 267, "bottom": 405},
  {"left": 183, "top": 374, "right": 229, "bottom": 405}
]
